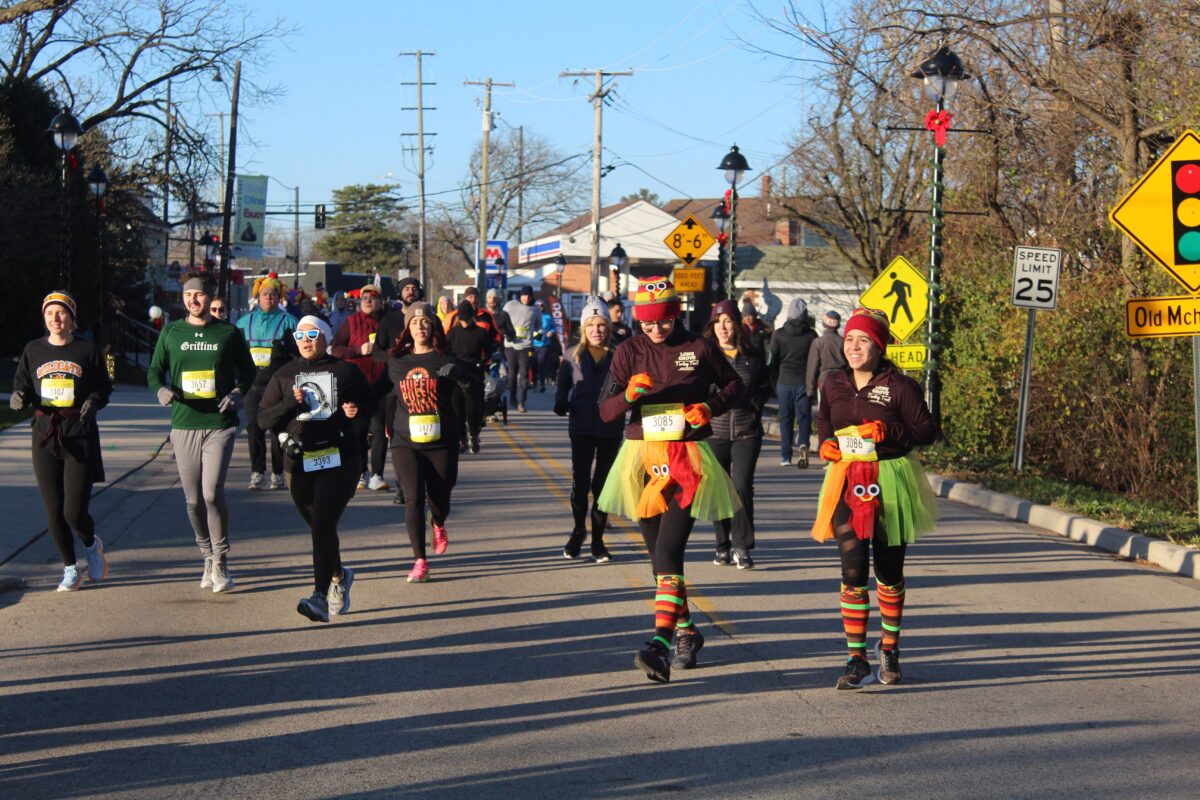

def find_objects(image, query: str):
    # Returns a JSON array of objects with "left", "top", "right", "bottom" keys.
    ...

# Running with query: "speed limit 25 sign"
[{"left": 1011, "top": 246, "right": 1062, "bottom": 310}]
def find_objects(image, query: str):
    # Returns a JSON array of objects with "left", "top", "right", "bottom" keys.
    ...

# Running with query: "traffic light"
[
  {"left": 314, "top": 204, "right": 326, "bottom": 230},
  {"left": 1173, "top": 161, "right": 1200, "bottom": 264}
]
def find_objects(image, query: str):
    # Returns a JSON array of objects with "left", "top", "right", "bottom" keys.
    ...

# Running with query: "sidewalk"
[{"left": 0, "top": 385, "right": 172, "bottom": 582}]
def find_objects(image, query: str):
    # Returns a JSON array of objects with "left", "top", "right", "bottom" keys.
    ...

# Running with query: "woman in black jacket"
[
  {"left": 703, "top": 300, "right": 771, "bottom": 570},
  {"left": 554, "top": 298, "right": 624, "bottom": 562},
  {"left": 258, "top": 315, "right": 377, "bottom": 623}
]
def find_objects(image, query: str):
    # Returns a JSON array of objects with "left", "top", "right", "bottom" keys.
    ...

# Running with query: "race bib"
[
  {"left": 250, "top": 347, "right": 272, "bottom": 368},
  {"left": 410, "top": 413, "right": 441, "bottom": 443},
  {"left": 514, "top": 324, "right": 529, "bottom": 339},
  {"left": 302, "top": 446, "right": 341, "bottom": 473},
  {"left": 180, "top": 370, "right": 217, "bottom": 400},
  {"left": 40, "top": 378, "right": 75, "bottom": 408},
  {"left": 642, "top": 403, "right": 686, "bottom": 442},
  {"left": 835, "top": 425, "right": 878, "bottom": 462}
]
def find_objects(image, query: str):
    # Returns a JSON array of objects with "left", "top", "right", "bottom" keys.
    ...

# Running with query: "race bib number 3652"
[
  {"left": 181, "top": 370, "right": 217, "bottom": 400},
  {"left": 642, "top": 403, "right": 686, "bottom": 442}
]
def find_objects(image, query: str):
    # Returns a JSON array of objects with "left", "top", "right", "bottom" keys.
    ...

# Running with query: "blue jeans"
[{"left": 776, "top": 383, "right": 810, "bottom": 462}]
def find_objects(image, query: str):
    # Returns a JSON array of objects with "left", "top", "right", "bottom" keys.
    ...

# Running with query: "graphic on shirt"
[
  {"left": 674, "top": 351, "right": 699, "bottom": 372},
  {"left": 35, "top": 360, "right": 83, "bottom": 380},
  {"left": 866, "top": 385, "right": 892, "bottom": 406},
  {"left": 398, "top": 366, "right": 438, "bottom": 415},
  {"left": 295, "top": 372, "right": 337, "bottom": 421}
]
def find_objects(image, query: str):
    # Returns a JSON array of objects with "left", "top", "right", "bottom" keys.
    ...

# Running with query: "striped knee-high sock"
[
  {"left": 841, "top": 583, "right": 870, "bottom": 658},
  {"left": 876, "top": 579, "right": 906, "bottom": 651},
  {"left": 653, "top": 575, "right": 687, "bottom": 649}
]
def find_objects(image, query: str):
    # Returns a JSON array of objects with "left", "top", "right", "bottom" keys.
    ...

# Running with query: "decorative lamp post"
[
  {"left": 493, "top": 255, "right": 505, "bottom": 294},
  {"left": 554, "top": 253, "right": 567, "bottom": 297},
  {"left": 87, "top": 166, "right": 109, "bottom": 351},
  {"left": 911, "top": 46, "right": 970, "bottom": 429},
  {"left": 716, "top": 145, "right": 750, "bottom": 302},
  {"left": 608, "top": 242, "right": 627, "bottom": 299},
  {"left": 710, "top": 202, "right": 730, "bottom": 298},
  {"left": 47, "top": 108, "right": 83, "bottom": 289}
]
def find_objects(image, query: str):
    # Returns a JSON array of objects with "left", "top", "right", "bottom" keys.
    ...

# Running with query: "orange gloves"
[
  {"left": 819, "top": 438, "right": 842, "bottom": 462},
  {"left": 856, "top": 420, "right": 886, "bottom": 443},
  {"left": 683, "top": 402, "right": 712, "bottom": 428},
  {"left": 625, "top": 373, "right": 653, "bottom": 403}
]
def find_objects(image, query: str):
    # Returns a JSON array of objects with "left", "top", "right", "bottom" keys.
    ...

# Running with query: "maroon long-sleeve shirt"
[
  {"left": 816, "top": 363, "right": 937, "bottom": 459},
  {"left": 599, "top": 327, "right": 744, "bottom": 441}
]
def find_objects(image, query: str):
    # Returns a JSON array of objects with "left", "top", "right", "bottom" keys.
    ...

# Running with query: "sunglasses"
[
  {"left": 210, "top": 306, "right": 227, "bottom": 314},
  {"left": 292, "top": 330, "right": 323, "bottom": 341}
]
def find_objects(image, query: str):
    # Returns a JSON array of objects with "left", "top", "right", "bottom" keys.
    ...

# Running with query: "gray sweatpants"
[{"left": 170, "top": 426, "right": 237, "bottom": 559}]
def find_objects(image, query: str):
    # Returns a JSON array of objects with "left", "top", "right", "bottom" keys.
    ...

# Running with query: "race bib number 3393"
[{"left": 302, "top": 447, "right": 341, "bottom": 473}]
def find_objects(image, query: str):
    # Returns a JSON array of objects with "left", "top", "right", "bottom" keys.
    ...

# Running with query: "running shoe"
[
  {"left": 327, "top": 566, "right": 354, "bottom": 616},
  {"left": 518, "top": 403, "right": 526, "bottom": 413},
  {"left": 732, "top": 548, "right": 755, "bottom": 570},
  {"left": 432, "top": 524, "right": 449, "bottom": 555},
  {"left": 779, "top": 459, "right": 791, "bottom": 467},
  {"left": 84, "top": 535, "right": 108, "bottom": 581},
  {"left": 876, "top": 642, "right": 902, "bottom": 685},
  {"left": 211, "top": 562, "right": 235, "bottom": 593},
  {"left": 591, "top": 542, "right": 612, "bottom": 563},
  {"left": 563, "top": 531, "right": 586, "bottom": 559},
  {"left": 367, "top": 473, "right": 389, "bottom": 491},
  {"left": 634, "top": 641, "right": 671, "bottom": 683},
  {"left": 393, "top": 490, "right": 406, "bottom": 505},
  {"left": 796, "top": 445, "right": 809, "bottom": 470},
  {"left": 713, "top": 547, "right": 732, "bottom": 566},
  {"left": 56, "top": 564, "right": 84, "bottom": 592},
  {"left": 672, "top": 627, "right": 705, "bottom": 670},
  {"left": 357, "top": 472, "right": 368, "bottom": 490},
  {"left": 297, "top": 592, "right": 329, "bottom": 623},
  {"left": 248, "top": 471, "right": 264, "bottom": 490},
  {"left": 270, "top": 473, "right": 287, "bottom": 490},
  {"left": 469, "top": 433, "right": 480, "bottom": 455},
  {"left": 836, "top": 655, "right": 875, "bottom": 690},
  {"left": 199, "top": 557, "right": 214, "bottom": 589},
  {"left": 407, "top": 558, "right": 429, "bottom": 583}
]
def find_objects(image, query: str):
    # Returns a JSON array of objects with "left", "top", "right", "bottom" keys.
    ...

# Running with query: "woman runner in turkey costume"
[
  {"left": 598, "top": 276, "right": 744, "bottom": 683},
  {"left": 811, "top": 307, "right": 938, "bottom": 689}
]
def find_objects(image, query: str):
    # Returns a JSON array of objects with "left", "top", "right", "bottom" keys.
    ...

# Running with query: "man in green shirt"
[{"left": 148, "top": 271, "right": 256, "bottom": 592}]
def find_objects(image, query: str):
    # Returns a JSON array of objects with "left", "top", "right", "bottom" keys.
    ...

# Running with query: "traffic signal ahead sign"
[
  {"left": 1110, "top": 129, "right": 1200, "bottom": 294},
  {"left": 858, "top": 256, "right": 929, "bottom": 343}
]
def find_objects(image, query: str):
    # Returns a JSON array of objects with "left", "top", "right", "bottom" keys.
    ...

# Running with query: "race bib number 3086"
[{"left": 834, "top": 425, "right": 878, "bottom": 462}]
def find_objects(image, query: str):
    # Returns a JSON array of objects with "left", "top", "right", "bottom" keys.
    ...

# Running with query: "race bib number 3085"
[{"left": 642, "top": 403, "right": 686, "bottom": 442}]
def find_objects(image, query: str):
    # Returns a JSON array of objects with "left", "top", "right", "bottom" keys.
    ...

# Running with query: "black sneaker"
[
  {"left": 469, "top": 434, "right": 480, "bottom": 454},
  {"left": 591, "top": 542, "right": 612, "bottom": 563},
  {"left": 732, "top": 548, "right": 755, "bottom": 570},
  {"left": 672, "top": 627, "right": 705, "bottom": 669},
  {"left": 393, "top": 490, "right": 406, "bottom": 506},
  {"left": 836, "top": 655, "right": 874, "bottom": 690},
  {"left": 634, "top": 641, "right": 671, "bottom": 683},
  {"left": 796, "top": 445, "right": 809, "bottom": 469},
  {"left": 713, "top": 547, "right": 732, "bottom": 566},
  {"left": 563, "top": 531, "right": 586, "bottom": 559},
  {"left": 877, "top": 644, "right": 902, "bottom": 685}
]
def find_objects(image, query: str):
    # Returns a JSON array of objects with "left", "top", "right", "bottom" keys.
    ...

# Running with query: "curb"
[{"left": 926, "top": 474, "right": 1199, "bottom": 581}]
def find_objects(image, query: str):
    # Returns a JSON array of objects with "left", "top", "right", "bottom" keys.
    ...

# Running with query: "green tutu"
[
  {"left": 598, "top": 438, "right": 741, "bottom": 522},
  {"left": 814, "top": 454, "right": 939, "bottom": 546}
]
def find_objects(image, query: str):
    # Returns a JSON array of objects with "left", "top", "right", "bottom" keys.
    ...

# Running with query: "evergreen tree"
[{"left": 313, "top": 184, "right": 411, "bottom": 274}]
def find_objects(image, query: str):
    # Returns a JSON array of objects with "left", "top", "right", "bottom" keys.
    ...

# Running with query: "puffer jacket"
[{"left": 709, "top": 347, "right": 771, "bottom": 441}]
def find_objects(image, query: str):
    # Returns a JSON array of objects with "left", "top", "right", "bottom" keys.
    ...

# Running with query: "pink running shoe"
[
  {"left": 432, "top": 524, "right": 449, "bottom": 555},
  {"left": 407, "top": 558, "right": 429, "bottom": 583}
]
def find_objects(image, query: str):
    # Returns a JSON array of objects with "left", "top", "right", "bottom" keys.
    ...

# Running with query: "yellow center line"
[{"left": 499, "top": 418, "right": 738, "bottom": 636}]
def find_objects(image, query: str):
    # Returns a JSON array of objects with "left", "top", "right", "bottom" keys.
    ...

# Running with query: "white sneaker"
[
  {"left": 357, "top": 472, "right": 368, "bottom": 490},
  {"left": 56, "top": 564, "right": 84, "bottom": 592},
  {"left": 779, "top": 459, "right": 791, "bottom": 467},
  {"left": 367, "top": 473, "right": 389, "bottom": 491},
  {"left": 248, "top": 472, "right": 264, "bottom": 490},
  {"left": 211, "top": 562, "right": 235, "bottom": 593},
  {"left": 200, "top": 557, "right": 214, "bottom": 589},
  {"left": 84, "top": 535, "right": 108, "bottom": 581},
  {"left": 270, "top": 473, "right": 287, "bottom": 490}
]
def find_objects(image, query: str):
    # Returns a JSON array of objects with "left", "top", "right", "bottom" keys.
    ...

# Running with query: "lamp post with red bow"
[{"left": 911, "top": 46, "right": 969, "bottom": 428}]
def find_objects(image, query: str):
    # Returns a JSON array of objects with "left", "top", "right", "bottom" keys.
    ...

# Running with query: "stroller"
[{"left": 483, "top": 352, "right": 508, "bottom": 425}]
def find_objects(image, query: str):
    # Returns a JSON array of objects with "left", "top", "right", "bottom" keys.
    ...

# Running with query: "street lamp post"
[
  {"left": 554, "top": 253, "right": 567, "bottom": 299},
  {"left": 716, "top": 145, "right": 750, "bottom": 302},
  {"left": 608, "top": 242, "right": 627, "bottom": 299},
  {"left": 911, "top": 46, "right": 970, "bottom": 429},
  {"left": 47, "top": 108, "right": 83, "bottom": 289},
  {"left": 710, "top": 202, "right": 730, "bottom": 298},
  {"left": 87, "top": 166, "right": 109, "bottom": 350}
]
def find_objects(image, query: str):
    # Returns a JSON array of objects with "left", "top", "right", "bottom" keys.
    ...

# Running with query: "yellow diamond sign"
[
  {"left": 858, "top": 256, "right": 928, "bottom": 342},
  {"left": 664, "top": 215, "right": 715, "bottom": 266},
  {"left": 1110, "top": 129, "right": 1200, "bottom": 294}
]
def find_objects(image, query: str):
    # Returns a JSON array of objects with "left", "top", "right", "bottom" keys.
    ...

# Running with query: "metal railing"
[{"left": 111, "top": 312, "right": 161, "bottom": 370}]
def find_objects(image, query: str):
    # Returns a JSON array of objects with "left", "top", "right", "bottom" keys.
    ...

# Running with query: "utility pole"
[
  {"left": 204, "top": 111, "right": 226, "bottom": 207},
  {"left": 218, "top": 60, "right": 241, "bottom": 302},
  {"left": 560, "top": 68, "right": 632, "bottom": 295},
  {"left": 293, "top": 185, "right": 301, "bottom": 289},
  {"left": 516, "top": 125, "right": 524, "bottom": 256},
  {"left": 464, "top": 77, "right": 514, "bottom": 295},
  {"left": 162, "top": 80, "right": 172, "bottom": 273},
  {"left": 400, "top": 50, "right": 436, "bottom": 291}
]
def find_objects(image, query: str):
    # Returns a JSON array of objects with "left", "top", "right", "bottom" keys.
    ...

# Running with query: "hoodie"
[{"left": 768, "top": 298, "right": 817, "bottom": 386}]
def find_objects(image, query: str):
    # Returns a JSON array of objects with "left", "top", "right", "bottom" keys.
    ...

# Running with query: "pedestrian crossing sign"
[{"left": 858, "top": 256, "right": 928, "bottom": 343}]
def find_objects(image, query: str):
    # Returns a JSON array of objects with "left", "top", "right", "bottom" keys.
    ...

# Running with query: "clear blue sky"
[{"left": 227, "top": 0, "right": 815, "bottom": 239}]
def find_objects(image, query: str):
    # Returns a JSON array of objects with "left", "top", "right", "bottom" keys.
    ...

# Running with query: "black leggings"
[
  {"left": 570, "top": 435, "right": 621, "bottom": 537},
  {"left": 451, "top": 367, "right": 484, "bottom": 441},
  {"left": 505, "top": 348, "right": 531, "bottom": 405},
  {"left": 355, "top": 398, "right": 388, "bottom": 476},
  {"left": 288, "top": 455, "right": 360, "bottom": 593},
  {"left": 638, "top": 484, "right": 696, "bottom": 576},
  {"left": 243, "top": 390, "right": 283, "bottom": 475},
  {"left": 391, "top": 446, "right": 458, "bottom": 559},
  {"left": 833, "top": 499, "right": 906, "bottom": 587},
  {"left": 708, "top": 436, "right": 761, "bottom": 551},
  {"left": 32, "top": 438, "right": 96, "bottom": 566}
]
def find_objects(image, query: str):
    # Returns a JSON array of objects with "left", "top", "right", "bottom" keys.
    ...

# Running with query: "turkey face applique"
[
  {"left": 843, "top": 460, "right": 881, "bottom": 539},
  {"left": 636, "top": 441, "right": 673, "bottom": 518}
]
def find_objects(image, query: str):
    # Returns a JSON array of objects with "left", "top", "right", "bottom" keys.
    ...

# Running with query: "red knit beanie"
[{"left": 844, "top": 307, "right": 891, "bottom": 351}]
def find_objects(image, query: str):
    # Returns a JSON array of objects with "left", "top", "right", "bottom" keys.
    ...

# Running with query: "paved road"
[{"left": 1, "top": 388, "right": 1198, "bottom": 799}]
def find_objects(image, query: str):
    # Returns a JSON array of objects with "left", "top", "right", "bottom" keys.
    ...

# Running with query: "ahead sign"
[{"left": 1011, "top": 246, "right": 1062, "bottom": 310}]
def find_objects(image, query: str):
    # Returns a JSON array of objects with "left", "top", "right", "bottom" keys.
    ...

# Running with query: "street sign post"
[
  {"left": 672, "top": 267, "right": 706, "bottom": 292},
  {"left": 859, "top": 256, "right": 929, "bottom": 342},
  {"left": 1010, "top": 246, "right": 1063, "bottom": 472},
  {"left": 664, "top": 215, "right": 715, "bottom": 267}
]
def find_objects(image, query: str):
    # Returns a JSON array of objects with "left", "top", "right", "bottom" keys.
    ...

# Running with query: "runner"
[
  {"left": 597, "top": 276, "right": 744, "bottom": 683},
  {"left": 446, "top": 300, "right": 496, "bottom": 454},
  {"left": 329, "top": 284, "right": 390, "bottom": 491},
  {"left": 387, "top": 302, "right": 473, "bottom": 583},
  {"left": 12, "top": 291, "right": 113, "bottom": 591},
  {"left": 257, "top": 315, "right": 377, "bottom": 622},
  {"left": 554, "top": 298, "right": 623, "bottom": 562},
  {"left": 208, "top": 299, "right": 229, "bottom": 321},
  {"left": 373, "top": 277, "right": 425, "bottom": 506},
  {"left": 237, "top": 274, "right": 297, "bottom": 490},
  {"left": 607, "top": 297, "right": 632, "bottom": 344},
  {"left": 148, "top": 271, "right": 256, "bottom": 593},
  {"left": 502, "top": 286, "right": 540, "bottom": 413},
  {"left": 811, "top": 307, "right": 938, "bottom": 689},
  {"left": 703, "top": 299, "right": 771, "bottom": 570}
]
